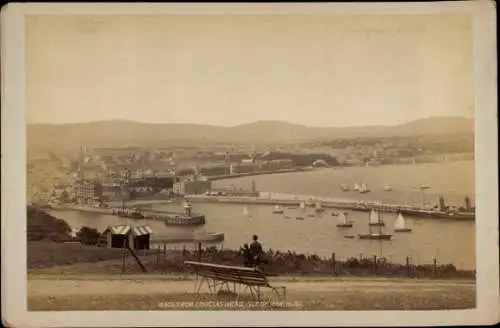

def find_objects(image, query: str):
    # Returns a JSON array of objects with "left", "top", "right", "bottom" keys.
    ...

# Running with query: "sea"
[{"left": 48, "top": 160, "right": 476, "bottom": 270}]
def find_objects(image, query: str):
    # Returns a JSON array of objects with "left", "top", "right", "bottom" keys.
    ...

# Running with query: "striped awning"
[
  {"left": 133, "top": 225, "right": 153, "bottom": 236},
  {"left": 106, "top": 225, "right": 131, "bottom": 235}
]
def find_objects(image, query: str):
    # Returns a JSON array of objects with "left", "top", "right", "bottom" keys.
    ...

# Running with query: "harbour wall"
[
  {"left": 50, "top": 194, "right": 475, "bottom": 222},
  {"left": 184, "top": 193, "right": 475, "bottom": 221}
]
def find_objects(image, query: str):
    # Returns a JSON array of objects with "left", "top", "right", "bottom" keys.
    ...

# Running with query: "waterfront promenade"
[{"left": 207, "top": 167, "right": 313, "bottom": 181}]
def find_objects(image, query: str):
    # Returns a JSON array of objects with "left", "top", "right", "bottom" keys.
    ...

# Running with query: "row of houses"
[{"left": 69, "top": 176, "right": 175, "bottom": 204}]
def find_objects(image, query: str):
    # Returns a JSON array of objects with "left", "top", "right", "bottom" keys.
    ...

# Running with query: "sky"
[{"left": 26, "top": 13, "right": 474, "bottom": 127}]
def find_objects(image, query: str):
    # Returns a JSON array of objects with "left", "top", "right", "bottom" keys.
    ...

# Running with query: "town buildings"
[
  {"left": 173, "top": 180, "right": 211, "bottom": 195},
  {"left": 230, "top": 163, "right": 257, "bottom": 175},
  {"left": 260, "top": 159, "right": 293, "bottom": 171},
  {"left": 74, "top": 179, "right": 103, "bottom": 205}
]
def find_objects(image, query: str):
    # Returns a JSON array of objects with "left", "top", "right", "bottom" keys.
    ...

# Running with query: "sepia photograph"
[{"left": 2, "top": 1, "right": 498, "bottom": 327}]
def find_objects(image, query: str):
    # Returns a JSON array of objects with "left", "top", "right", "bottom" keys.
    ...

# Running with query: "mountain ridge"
[{"left": 27, "top": 116, "right": 474, "bottom": 150}]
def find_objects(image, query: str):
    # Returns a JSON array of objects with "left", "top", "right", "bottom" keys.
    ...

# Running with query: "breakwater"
[
  {"left": 51, "top": 204, "right": 206, "bottom": 226},
  {"left": 150, "top": 232, "right": 225, "bottom": 245},
  {"left": 185, "top": 194, "right": 475, "bottom": 221}
]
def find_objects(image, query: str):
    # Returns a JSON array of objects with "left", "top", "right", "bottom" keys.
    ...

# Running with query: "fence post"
[
  {"left": 121, "top": 249, "right": 126, "bottom": 274},
  {"left": 373, "top": 255, "right": 377, "bottom": 274},
  {"left": 433, "top": 258, "right": 437, "bottom": 277},
  {"left": 406, "top": 256, "right": 411, "bottom": 277},
  {"left": 198, "top": 242, "right": 202, "bottom": 261},
  {"left": 332, "top": 252, "right": 337, "bottom": 276}
]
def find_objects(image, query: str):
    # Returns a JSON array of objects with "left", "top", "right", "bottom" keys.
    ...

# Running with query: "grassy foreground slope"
[{"left": 28, "top": 275, "right": 476, "bottom": 311}]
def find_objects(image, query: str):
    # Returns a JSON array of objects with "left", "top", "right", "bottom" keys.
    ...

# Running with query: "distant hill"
[{"left": 27, "top": 116, "right": 474, "bottom": 150}]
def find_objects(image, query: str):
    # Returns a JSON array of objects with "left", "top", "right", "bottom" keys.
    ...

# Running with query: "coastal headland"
[{"left": 28, "top": 241, "right": 476, "bottom": 311}]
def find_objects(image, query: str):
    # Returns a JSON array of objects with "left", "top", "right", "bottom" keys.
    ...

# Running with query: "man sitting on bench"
[{"left": 249, "top": 235, "right": 263, "bottom": 270}]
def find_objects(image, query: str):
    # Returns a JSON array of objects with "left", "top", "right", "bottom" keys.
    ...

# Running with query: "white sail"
[
  {"left": 243, "top": 206, "right": 249, "bottom": 216},
  {"left": 337, "top": 212, "right": 348, "bottom": 225},
  {"left": 369, "top": 210, "right": 380, "bottom": 224},
  {"left": 394, "top": 213, "right": 406, "bottom": 230},
  {"left": 354, "top": 183, "right": 360, "bottom": 191},
  {"left": 360, "top": 183, "right": 368, "bottom": 192}
]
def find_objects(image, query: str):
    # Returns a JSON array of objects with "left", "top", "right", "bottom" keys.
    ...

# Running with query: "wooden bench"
[{"left": 184, "top": 261, "right": 286, "bottom": 302}]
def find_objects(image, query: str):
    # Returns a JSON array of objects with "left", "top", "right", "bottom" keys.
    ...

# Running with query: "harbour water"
[
  {"left": 212, "top": 161, "right": 475, "bottom": 207},
  {"left": 50, "top": 201, "right": 475, "bottom": 270},
  {"left": 47, "top": 161, "right": 476, "bottom": 270}
]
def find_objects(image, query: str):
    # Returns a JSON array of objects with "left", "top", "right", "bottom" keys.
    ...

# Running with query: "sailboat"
[
  {"left": 273, "top": 205, "right": 284, "bottom": 214},
  {"left": 340, "top": 184, "right": 350, "bottom": 192},
  {"left": 353, "top": 183, "right": 361, "bottom": 191},
  {"left": 359, "top": 183, "right": 370, "bottom": 194},
  {"left": 393, "top": 212, "right": 412, "bottom": 232},
  {"left": 305, "top": 199, "right": 315, "bottom": 207},
  {"left": 369, "top": 209, "right": 385, "bottom": 227},
  {"left": 336, "top": 212, "right": 353, "bottom": 228},
  {"left": 242, "top": 205, "right": 251, "bottom": 217},
  {"left": 296, "top": 202, "right": 306, "bottom": 220},
  {"left": 359, "top": 211, "right": 392, "bottom": 240},
  {"left": 384, "top": 184, "right": 393, "bottom": 191},
  {"left": 315, "top": 201, "right": 326, "bottom": 213}
]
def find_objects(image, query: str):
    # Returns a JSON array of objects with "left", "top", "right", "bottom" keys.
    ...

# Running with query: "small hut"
[
  {"left": 102, "top": 224, "right": 153, "bottom": 250},
  {"left": 131, "top": 225, "right": 153, "bottom": 250}
]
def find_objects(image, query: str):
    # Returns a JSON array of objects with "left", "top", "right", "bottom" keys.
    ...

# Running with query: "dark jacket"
[{"left": 249, "top": 240, "right": 263, "bottom": 264}]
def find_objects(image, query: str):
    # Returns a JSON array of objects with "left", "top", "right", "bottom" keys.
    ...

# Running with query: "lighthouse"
[{"left": 183, "top": 200, "right": 192, "bottom": 216}]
